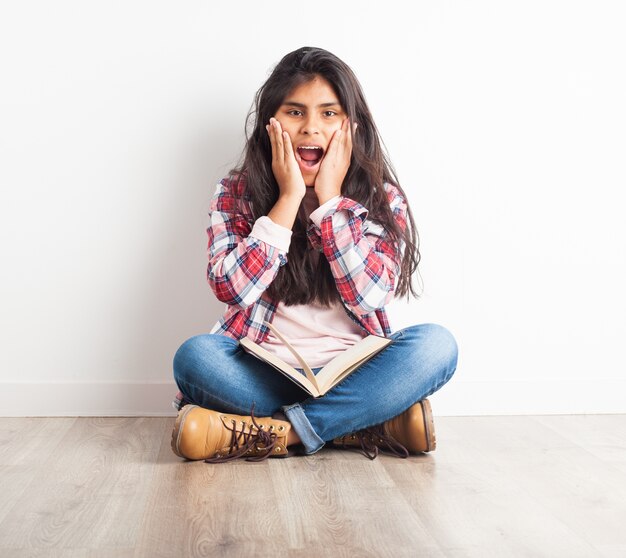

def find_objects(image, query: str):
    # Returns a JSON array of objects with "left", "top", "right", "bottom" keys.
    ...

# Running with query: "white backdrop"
[{"left": 1, "top": 1, "right": 624, "bottom": 416}]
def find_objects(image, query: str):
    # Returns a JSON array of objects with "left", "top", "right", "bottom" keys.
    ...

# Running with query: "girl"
[{"left": 171, "top": 47, "right": 458, "bottom": 462}]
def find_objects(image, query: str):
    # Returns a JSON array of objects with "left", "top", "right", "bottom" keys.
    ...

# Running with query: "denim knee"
[
  {"left": 172, "top": 334, "right": 235, "bottom": 388},
  {"left": 418, "top": 323, "right": 459, "bottom": 386},
  {"left": 395, "top": 323, "right": 458, "bottom": 383},
  {"left": 423, "top": 323, "right": 458, "bottom": 368},
  {"left": 173, "top": 335, "right": 198, "bottom": 389}
]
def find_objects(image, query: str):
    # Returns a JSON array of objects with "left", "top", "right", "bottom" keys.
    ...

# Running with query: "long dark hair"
[{"left": 232, "top": 46, "right": 421, "bottom": 306}]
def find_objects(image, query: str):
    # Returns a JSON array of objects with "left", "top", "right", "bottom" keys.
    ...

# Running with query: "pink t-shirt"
[
  {"left": 248, "top": 187, "right": 367, "bottom": 368},
  {"left": 261, "top": 299, "right": 366, "bottom": 368}
]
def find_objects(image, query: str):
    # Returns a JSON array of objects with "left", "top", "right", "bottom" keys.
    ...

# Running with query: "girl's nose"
[{"left": 301, "top": 115, "right": 320, "bottom": 135}]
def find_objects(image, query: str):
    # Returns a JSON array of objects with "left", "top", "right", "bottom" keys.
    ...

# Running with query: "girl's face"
[{"left": 273, "top": 75, "right": 346, "bottom": 186}]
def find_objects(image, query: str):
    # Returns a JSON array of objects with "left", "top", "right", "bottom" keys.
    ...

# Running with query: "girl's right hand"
[{"left": 266, "top": 117, "right": 306, "bottom": 200}]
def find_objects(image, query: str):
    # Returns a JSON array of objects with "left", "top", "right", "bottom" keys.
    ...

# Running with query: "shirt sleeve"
[
  {"left": 248, "top": 216, "right": 293, "bottom": 252},
  {"left": 306, "top": 183, "right": 407, "bottom": 316},
  {"left": 309, "top": 195, "right": 342, "bottom": 227},
  {"left": 206, "top": 177, "right": 290, "bottom": 309}
]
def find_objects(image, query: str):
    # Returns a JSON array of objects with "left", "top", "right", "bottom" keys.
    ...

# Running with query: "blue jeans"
[{"left": 173, "top": 323, "right": 458, "bottom": 455}]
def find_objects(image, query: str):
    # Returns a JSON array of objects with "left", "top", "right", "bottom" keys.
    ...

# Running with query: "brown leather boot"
[
  {"left": 332, "top": 399, "right": 436, "bottom": 459},
  {"left": 171, "top": 405, "right": 291, "bottom": 462}
]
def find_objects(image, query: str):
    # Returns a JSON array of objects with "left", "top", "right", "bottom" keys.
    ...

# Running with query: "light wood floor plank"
[
  {"left": 137, "top": 420, "right": 444, "bottom": 557},
  {"left": 431, "top": 416, "right": 626, "bottom": 555},
  {"left": 135, "top": 421, "right": 287, "bottom": 558},
  {"left": 267, "top": 449, "right": 445, "bottom": 557},
  {"left": 7, "top": 548, "right": 136, "bottom": 558},
  {"left": 0, "top": 414, "right": 624, "bottom": 557},
  {"left": 533, "top": 414, "right": 626, "bottom": 463},
  {"left": 392, "top": 416, "right": 602, "bottom": 557},
  {"left": 0, "top": 417, "right": 166, "bottom": 552},
  {"left": 0, "top": 417, "right": 76, "bottom": 526}
]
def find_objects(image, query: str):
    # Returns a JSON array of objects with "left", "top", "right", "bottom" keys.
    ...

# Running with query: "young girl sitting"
[{"left": 171, "top": 47, "right": 458, "bottom": 462}]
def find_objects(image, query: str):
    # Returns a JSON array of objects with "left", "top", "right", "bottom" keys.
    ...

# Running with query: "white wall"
[{"left": 1, "top": 1, "right": 624, "bottom": 416}]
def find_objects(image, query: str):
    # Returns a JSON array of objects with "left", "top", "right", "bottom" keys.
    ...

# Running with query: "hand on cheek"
[
  {"left": 314, "top": 117, "right": 354, "bottom": 205},
  {"left": 266, "top": 117, "right": 306, "bottom": 200}
]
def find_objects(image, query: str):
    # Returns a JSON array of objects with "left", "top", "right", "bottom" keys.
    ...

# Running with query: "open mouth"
[{"left": 296, "top": 146, "right": 324, "bottom": 168}]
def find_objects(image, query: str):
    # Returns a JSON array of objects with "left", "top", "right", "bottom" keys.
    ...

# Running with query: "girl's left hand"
[{"left": 315, "top": 118, "right": 355, "bottom": 205}]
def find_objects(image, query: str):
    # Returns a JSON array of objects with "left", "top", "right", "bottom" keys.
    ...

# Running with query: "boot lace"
[
  {"left": 339, "top": 425, "right": 409, "bottom": 460},
  {"left": 204, "top": 404, "right": 280, "bottom": 463}
]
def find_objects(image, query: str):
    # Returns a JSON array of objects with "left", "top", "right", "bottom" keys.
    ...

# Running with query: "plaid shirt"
[{"left": 207, "top": 173, "right": 408, "bottom": 343}]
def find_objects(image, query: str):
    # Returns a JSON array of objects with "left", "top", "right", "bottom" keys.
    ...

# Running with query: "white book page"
[
  {"left": 264, "top": 322, "right": 319, "bottom": 390},
  {"left": 239, "top": 337, "right": 319, "bottom": 396},
  {"left": 316, "top": 335, "right": 392, "bottom": 393}
]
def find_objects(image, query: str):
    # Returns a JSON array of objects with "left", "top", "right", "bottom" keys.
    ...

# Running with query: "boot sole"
[
  {"left": 420, "top": 399, "right": 436, "bottom": 452},
  {"left": 171, "top": 404, "right": 198, "bottom": 458}
]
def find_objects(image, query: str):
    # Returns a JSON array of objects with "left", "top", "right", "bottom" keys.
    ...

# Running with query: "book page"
[
  {"left": 316, "top": 335, "right": 392, "bottom": 393},
  {"left": 264, "top": 322, "right": 319, "bottom": 391},
  {"left": 239, "top": 337, "right": 320, "bottom": 396}
]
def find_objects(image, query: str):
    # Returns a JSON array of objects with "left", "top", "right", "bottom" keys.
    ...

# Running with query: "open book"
[{"left": 239, "top": 322, "right": 393, "bottom": 397}]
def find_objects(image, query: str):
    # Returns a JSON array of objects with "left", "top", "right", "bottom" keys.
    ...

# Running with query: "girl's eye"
[
  {"left": 288, "top": 110, "right": 303, "bottom": 116},
  {"left": 324, "top": 111, "right": 337, "bottom": 117}
]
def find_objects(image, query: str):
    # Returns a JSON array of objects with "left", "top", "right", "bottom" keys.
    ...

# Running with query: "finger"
[
  {"left": 267, "top": 122, "right": 278, "bottom": 162},
  {"left": 329, "top": 119, "right": 351, "bottom": 162},
  {"left": 325, "top": 128, "right": 341, "bottom": 158},
  {"left": 349, "top": 122, "right": 357, "bottom": 151},
  {"left": 344, "top": 117, "right": 353, "bottom": 150},
  {"left": 336, "top": 118, "right": 349, "bottom": 149},
  {"left": 332, "top": 120, "right": 349, "bottom": 152},
  {"left": 282, "top": 129, "right": 296, "bottom": 162},
  {"left": 272, "top": 118, "right": 284, "bottom": 164}
]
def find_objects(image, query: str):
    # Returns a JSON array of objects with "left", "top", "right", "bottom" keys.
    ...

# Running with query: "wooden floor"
[{"left": 0, "top": 414, "right": 625, "bottom": 557}]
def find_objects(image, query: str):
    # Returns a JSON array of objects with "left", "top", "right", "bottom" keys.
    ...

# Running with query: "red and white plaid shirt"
[{"left": 207, "top": 173, "right": 408, "bottom": 343}]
